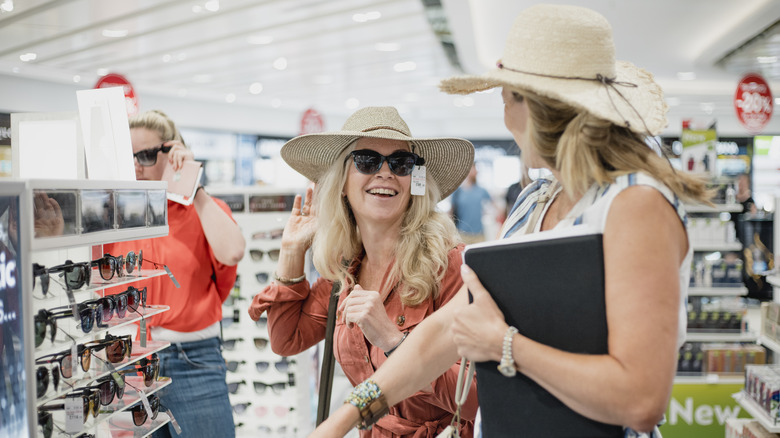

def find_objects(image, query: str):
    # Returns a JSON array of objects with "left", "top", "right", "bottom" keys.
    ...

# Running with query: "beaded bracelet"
[
  {"left": 344, "top": 379, "right": 389, "bottom": 430},
  {"left": 273, "top": 271, "right": 306, "bottom": 285}
]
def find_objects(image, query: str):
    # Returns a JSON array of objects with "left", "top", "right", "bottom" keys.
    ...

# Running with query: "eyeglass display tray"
[
  {"left": 35, "top": 305, "right": 170, "bottom": 359},
  {"left": 36, "top": 339, "right": 172, "bottom": 407},
  {"left": 27, "top": 179, "right": 168, "bottom": 251},
  {"left": 42, "top": 375, "right": 173, "bottom": 437}
]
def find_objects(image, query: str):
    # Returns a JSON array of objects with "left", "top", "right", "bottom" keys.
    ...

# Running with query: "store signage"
[
  {"left": 734, "top": 73, "right": 773, "bottom": 133},
  {"left": 248, "top": 194, "right": 295, "bottom": 212},
  {"left": 660, "top": 383, "right": 749, "bottom": 437},
  {"left": 94, "top": 73, "right": 139, "bottom": 117},
  {"left": 299, "top": 108, "right": 324, "bottom": 135}
]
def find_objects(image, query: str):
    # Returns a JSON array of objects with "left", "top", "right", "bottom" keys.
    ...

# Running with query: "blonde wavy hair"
[
  {"left": 515, "top": 90, "right": 712, "bottom": 204},
  {"left": 128, "top": 110, "right": 185, "bottom": 146},
  {"left": 311, "top": 142, "right": 461, "bottom": 306}
]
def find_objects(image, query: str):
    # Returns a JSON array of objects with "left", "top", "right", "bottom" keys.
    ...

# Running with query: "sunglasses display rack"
[
  {"left": 17, "top": 179, "right": 177, "bottom": 438},
  {"left": 209, "top": 186, "right": 314, "bottom": 438}
]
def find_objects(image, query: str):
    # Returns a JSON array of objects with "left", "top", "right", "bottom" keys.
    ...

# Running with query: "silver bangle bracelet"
[
  {"left": 273, "top": 272, "right": 306, "bottom": 285},
  {"left": 384, "top": 331, "right": 409, "bottom": 357}
]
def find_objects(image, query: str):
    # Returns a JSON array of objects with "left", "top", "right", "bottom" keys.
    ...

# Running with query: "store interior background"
[{"left": 2, "top": 0, "right": 780, "bottom": 223}]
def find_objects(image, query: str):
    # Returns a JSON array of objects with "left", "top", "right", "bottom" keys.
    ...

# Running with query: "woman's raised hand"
[{"left": 282, "top": 186, "right": 317, "bottom": 253}]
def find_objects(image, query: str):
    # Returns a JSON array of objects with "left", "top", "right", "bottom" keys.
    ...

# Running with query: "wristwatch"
[{"left": 498, "top": 326, "right": 519, "bottom": 377}]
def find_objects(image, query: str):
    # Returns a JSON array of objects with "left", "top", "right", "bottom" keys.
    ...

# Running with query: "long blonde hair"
[
  {"left": 128, "top": 110, "right": 185, "bottom": 145},
  {"left": 517, "top": 90, "right": 711, "bottom": 204},
  {"left": 311, "top": 142, "right": 460, "bottom": 306}
]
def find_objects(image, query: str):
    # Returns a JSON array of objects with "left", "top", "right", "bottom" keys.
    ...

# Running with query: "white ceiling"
[{"left": 1, "top": 0, "right": 780, "bottom": 136}]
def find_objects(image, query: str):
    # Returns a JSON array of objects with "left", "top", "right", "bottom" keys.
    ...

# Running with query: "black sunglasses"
[
  {"left": 34, "top": 303, "right": 104, "bottom": 346},
  {"left": 84, "top": 333, "right": 133, "bottom": 364},
  {"left": 84, "top": 293, "right": 129, "bottom": 323},
  {"left": 227, "top": 380, "right": 247, "bottom": 394},
  {"left": 39, "top": 388, "right": 101, "bottom": 424},
  {"left": 38, "top": 411, "right": 53, "bottom": 438},
  {"left": 134, "top": 143, "right": 173, "bottom": 166},
  {"left": 119, "top": 353, "right": 159, "bottom": 387},
  {"left": 36, "top": 345, "right": 93, "bottom": 379},
  {"left": 129, "top": 393, "right": 161, "bottom": 426},
  {"left": 33, "top": 263, "right": 50, "bottom": 296},
  {"left": 348, "top": 149, "right": 424, "bottom": 177},
  {"left": 255, "top": 357, "right": 295, "bottom": 373},
  {"left": 91, "top": 253, "right": 125, "bottom": 281},
  {"left": 226, "top": 360, "right": 246, "bottom": 373},
  {"left": 85, "top": 373, "right": 125, "bottom": 406},
  {"left": 116, "top": 285, "right": 147, "bottom": 312},
  {"left": 253, "top": 380, "right": 287, "bottom": 395},
  {"left": 48, "top": 259, "right": 91, "bottom": 291},
  {"left": 36, "top": 364, "right": 60, "bottom": 398}
]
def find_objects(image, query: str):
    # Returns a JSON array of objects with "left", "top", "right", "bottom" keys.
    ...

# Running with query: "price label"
[
  {"left": 65, "top": 395, "right": 84, "bottom": 433},
  {"left": 411, "top": 165, "right": 426, "bottom": 196}
]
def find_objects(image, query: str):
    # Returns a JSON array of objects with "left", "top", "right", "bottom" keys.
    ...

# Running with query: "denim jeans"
[{"left": 152, "top": 337, "right": 235, "bottom": 438}]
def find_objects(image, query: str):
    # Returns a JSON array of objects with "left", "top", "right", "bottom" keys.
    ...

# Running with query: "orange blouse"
[{"left": 249, "top": 245, "right": 477, "bottom": 437}]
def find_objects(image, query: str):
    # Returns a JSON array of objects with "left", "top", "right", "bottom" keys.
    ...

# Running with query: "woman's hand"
[
  {"left": 340, "top": 285, "right": 402, "bottom": 352},
  {"left": 33, "top": 192, "right": 64, "bottom": 237},
  {"left": 451, "top": 265, "right": 508, "bottom": 363},
  {"left": 280, "top": 186, "right": 317, "bottom": 253},
  {"left": 165, "top": 140, "right": 194, "bottom": 171}
]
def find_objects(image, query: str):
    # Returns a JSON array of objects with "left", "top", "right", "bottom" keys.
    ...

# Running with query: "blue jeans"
[{"left": 152, "top": 337, "right": 235, "bottom": 438}]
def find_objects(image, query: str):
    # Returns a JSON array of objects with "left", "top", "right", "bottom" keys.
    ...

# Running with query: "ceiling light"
[
  {"left": 19, "top": 52, "right": 36, "bottom": 62},
  {"left": 96, "top": 68, "right": 109, "bottom": 76},
  {"left": 677, "top": 72, "right": 696, "bottom": 81},
  {"left": 393, "top": 61, "right": 416, "bottom": 72},
  {"left": 225, "top": 93, "right": 236, "bottom": 103},
  {"left": 205, "top": 0, "right": 219, "bottom": 12},
  {"left": 247, "top": 35, "right": 274, "bottom": 45},
  {"left": 102, "top": 29, "right": 128, "bottom": 38},
  {"left": 375, "top": 42, "right": 400, "bottom": 52},
  {"left": 72, "top": 75, "right": 81, "bottom": 83},
  {"left": 666, "top": 97, "right": 681, "bottom": 107},
  {"left": 1, "top": 0, "right": 13, "bottom": 12},
  {"left": 346, "top": 98, "right": 360, "bottom": 109},
  {"left": 249, "top": 82, "right": 263, "bottom": 94},
  {"left": 271, "top": 98, "right": 282, "bottom": 108},
  {"left": 162, "top": 54, "right": 172, "bottom": 63},
  {"left": 757, "top": 56, "right": 778, "bottom": 64},
  {"left": 353, "top": 11, "right": 381, "bottom": 22},
  {"left": 273, "top": 57, "right": 287, "bottom": 70},
  {"left": 193, "top": 74, "right": 212, "bottom": 83}
]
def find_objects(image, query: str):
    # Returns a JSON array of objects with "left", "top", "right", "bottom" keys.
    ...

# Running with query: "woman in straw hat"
[
  {"left": 248, "top": 106, "right": 478, "bottom": 437},
  {"left": 312, "top": 4, "right": 712, "bottom": 437}
]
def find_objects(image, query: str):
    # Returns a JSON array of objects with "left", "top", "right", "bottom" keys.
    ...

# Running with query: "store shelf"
[
  {"left": 34, "top": 305, "right": 170, "bottom": 359},
  {"left": 688, "top": 286, "right": 748, "bottom": 296},
  {"left": 758, "top": 335, "right": 780, "bottom": 353},
  {"left": 33, "top": 269, "right": 169, "bottom": 305},
  {"left": 686, "top": 204, "right": 744, "bottom": 213},
  {"left": 690, "top": 242, "right": 743, "bottom": 252},
  {"left": 685, "top": 331, "right": 757, "bottom": 342},
  {"left": 109, "top": 412, "right": 172, "bottom": 438},
  {"left": 674, "top": 374, "right": 744, "bottom": 384},
  {"left": 733, "top": 391, "right": 780, "bottom": 433}
]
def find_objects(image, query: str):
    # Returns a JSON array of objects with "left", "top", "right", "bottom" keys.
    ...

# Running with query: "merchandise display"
[
  {"left": 21, "top": 180, "right": 176, "bottom": 438},
  {"left": 210, "top": 186, "right": 311, "bottom": 438}
]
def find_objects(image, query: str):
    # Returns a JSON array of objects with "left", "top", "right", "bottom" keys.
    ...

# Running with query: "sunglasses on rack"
[
  {"left": 226, "top": 360, "right": 245, "bottom": 373},
  {"left": 48, "top": 259, "right": 91, "bottom": 291},
  {"left": 348, "top": 149, "right": 424, "bottom": 177},
  {"left": 36, "top": 345, "right": 93, "bottom": 379},
  {"left": 251, "top": 229, "right": 284, "bottom": 240},
  {"left": 253, "top": 380, "right": 287, "bottom": 395},
  {"left": 91, "top": 253, "right": 125, "bottom": 281},
  {"left": 249, "top": 248, "right": 280, "bottom": 262},
  {"left": 254, "top": 337, "right": 269, "bottom": 351},
  {"left": 85, "top": 374, "right": 125, "bottom": 406},
  {"left": 36, "top": 364, "right": 60, "bottom": 398},
  {"left": 232, "top": 402, "right": 251, "bottom": 415},
  {"left": 255, "top": 357, "right": 295, "bottom": 374},
  {"left": 38, "top": 388, "right": 101, "bottom": 424},
  {"left": 115, "top": 285, "right": 147, "bottom": 312},
  {"left": 34, "top": 303, "right": 105, "bottom": 346},
  {"left": 33, "top": 263, "right": 51, "bottom": 295},
  {"left": 255, "top": 315, "right": 268, "bottom": 328},
  {"left": 119, "top": 353, "right": 159, "bottom": 387},
  {"left": 223, "top": 338, "right": 243, "bottom": 351},
  {"left": 227, "top": 380, "right": 246, "bottom": 394},
  {"left": 129, "top": 393, "right": 161, "bottom": 426},
  {"left": 255, "top": 272, "right": 269, "bottom": 284},
  {"left": 38, "top": 411, "right": 53, "bottom": 438},
  {"left": 133, "top": 144, "right": 173, "bottom": 167},
  {"left": 84, "top": 333, "right": 133, "bottom": 364},
  {"left": 84, "top": 293, "right": 128, "bottom": 323},
  {"left": 258, "top": 425, "right": 291, "bottom": 435}
]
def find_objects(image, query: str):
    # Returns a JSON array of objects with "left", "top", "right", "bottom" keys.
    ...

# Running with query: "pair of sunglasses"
[
  {"left": 349, "top": 149, "right": 424, "bottom": 177},
  {"left": 227, "top": 380, "right": 246, "bottom": 394},
  {"left": 249, "top": 248, "right": 280, "bottom": 262},
  {"left": 36, "top": 364, "right": 61, "bottom": 398},
  {"left": 34, "top": 303, "right": 105, "bottom": 346},
  {"left": 84, "top": 334, "right": 133, "bottom": 364},
  {"left": 255, "top": 357, "right": 295, "bottom": 373},
  {"left": 33, "top": 263, "right": 51, "bottom": 295},
  {"left": 253, "top": 380, "right": 287, "bottom": 395},
  {"left": 111, "top": 285, "right": 147, "bottom": 314},
  {"left": 129, "top": 393, "right": 161, "bottom": 426},
  {"left": 39, "top": 388, "right": 101, "bottom": 424},
  {"left": 48, "top": 260, "right": 91, "bottom": 291},
  {"left": 36, "top": 345, "right": 92, "bottom": 379},
  {"left": 258, "top": 425, "right": 291, "bottom": 435},
  {"left": 85, "top": 374, "right": 125, "bottom": 406},
  {"left": 92, "top": 251, "right": 143, "bottom": 281},
  {"left": 232, "top": 402, "right": 251, "bottom": 415},
  {"left": 133, "top": 144, "right": 172, "bottom": 167},
  {"left": 120, "top": 353, "right": 159, "bottom": 387}
]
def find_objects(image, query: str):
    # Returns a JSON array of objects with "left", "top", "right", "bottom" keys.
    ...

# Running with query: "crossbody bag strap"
[
  {"left": 436, "top": 357, "right": 474, "bottom": 438},
  {"left": 316, "top": 281, "right": 341, "bottom": 425}
]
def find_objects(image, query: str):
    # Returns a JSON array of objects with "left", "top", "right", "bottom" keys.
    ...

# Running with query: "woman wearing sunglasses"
[
  {"left": 248, "top": 106, "right": 477, "bottom": 437},
  {"left": 103, "top": 109, "right": 245, "bottom": 438}
]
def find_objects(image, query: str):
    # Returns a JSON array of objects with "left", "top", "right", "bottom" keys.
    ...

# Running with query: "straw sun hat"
[
  {"left": 281, "top": 106, "right": 474, "bottom": 199},
  {"left": 440, "top": 4, "right": 668, "bottom": 136}
]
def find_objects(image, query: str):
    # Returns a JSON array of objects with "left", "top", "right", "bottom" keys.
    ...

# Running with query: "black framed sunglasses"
[
  {"left": 119, "top": 353, "right": 159, "bottom": 387},
  {"left": 116, "top": 285, "right": 147, "bottom": 312},
  {"left": 48, "top": 259, "right": 91, "bottom": 291},
  {"left": 253, "top": 380, "right": 287, "bottom": 395},
  {"left": 33, "top": 263, "right": 50, "bottom": 295},
  {"left": 36, "top": 364, "right": 60, "bottom": 398},
  {"left": 91, "top": 253, "right": 124, "bottom": 281},
  {"left": 84, "top": 333, "right": 133, "bottom": 364},
  {"left": 39, "top": 388, "right": 101, "bottom": 424},
  {"left": 36, "top": 345, "right": 93, "bottom": 379},
  {"left": 84, "top": 293, "right": 129, "bottom": 323},
  {"left": 85, "top": 373, "right": 125, "bottom": 406},
  {"left": 38, "top": 411, "right": 53, "bottom": 438},
  {"left": 133, "top": 143, "right": 173, "bottom": 167},
  {"left": 348, "top": 149, "right": 424, "bottom": 177},
  {"left": 129, "top": 393, "right": 161, "bottom": 426}
]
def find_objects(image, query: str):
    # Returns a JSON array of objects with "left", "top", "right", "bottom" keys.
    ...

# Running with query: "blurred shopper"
[{"left": 450, "top": 164, "right": 494, "bottom": 244}]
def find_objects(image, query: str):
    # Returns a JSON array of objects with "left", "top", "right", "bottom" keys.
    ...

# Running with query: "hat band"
[
  {"left": 361, "top": 125, "right": 411, "bottom": 136},
  {"left": 496, "top": 60, "right": 654, "bottom": 136}
]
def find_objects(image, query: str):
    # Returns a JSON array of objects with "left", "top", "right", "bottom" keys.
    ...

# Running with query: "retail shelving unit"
[
  {"left": 208, "top": 185, "right": 312, "bottom": 438},
  {"left": 22, "top": 180, "right": 174, "bottom": 438}
]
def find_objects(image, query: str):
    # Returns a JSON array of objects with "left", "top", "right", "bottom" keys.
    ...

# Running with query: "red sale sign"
[
  {"left": 94, "top": 73, "right": 139, "bottom": 117},
  {"left": 734, "top": 73, "right": 773, "bottom": 133},
  {"left": 299, "top": 108, "right": 325, "bottom": 135}
]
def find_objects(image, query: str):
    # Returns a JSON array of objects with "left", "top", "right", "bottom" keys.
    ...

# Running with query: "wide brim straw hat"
[
  {"left": 440, "top": 4, "right": 668, "bottom": 136},
  {"left": 281, "top": 106, "right": 474, "bottom": 199}
]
